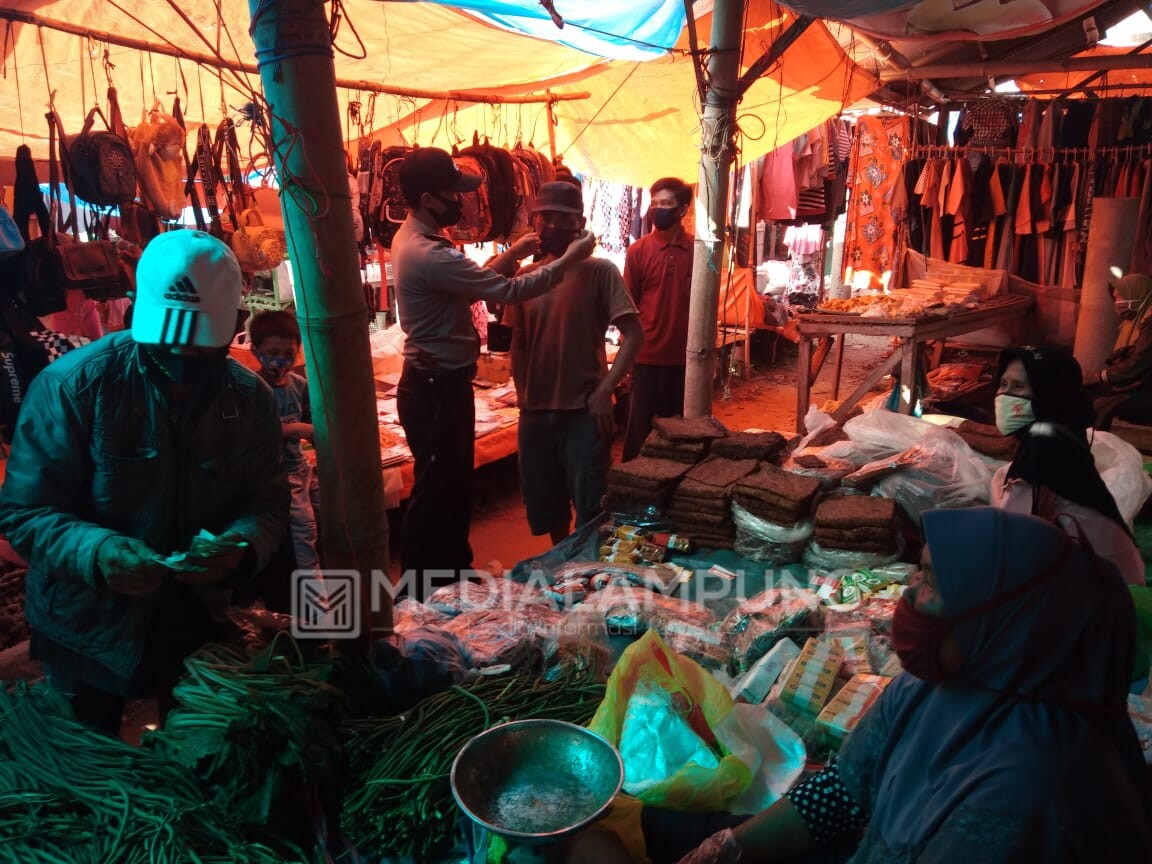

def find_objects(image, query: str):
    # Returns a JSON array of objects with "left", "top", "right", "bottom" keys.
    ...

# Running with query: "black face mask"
[
  {"left": 538, "top": 227, "right": 578, "bottom": 257},
  {"left": 145, "top": 348, "right": 229, "bottom": 387},
  {"left": 650, "top": 207, "right": 680, "bottom": 231},
  {"left": 431, "top": 194, "right": 463, "bottom": 228}
]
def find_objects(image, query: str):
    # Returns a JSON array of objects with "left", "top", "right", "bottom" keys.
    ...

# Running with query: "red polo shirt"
[{"left": 623, "top": 227, "right": 694, "bottom": 366}]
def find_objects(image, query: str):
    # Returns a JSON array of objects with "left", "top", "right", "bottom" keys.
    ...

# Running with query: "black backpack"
[{"left": 63, "top": 105, "right": 137, "bottom": 207}]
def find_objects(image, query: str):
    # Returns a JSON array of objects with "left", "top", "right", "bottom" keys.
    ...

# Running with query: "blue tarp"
[{"left": 422, "top": 0, "right": 686, "bottom": 60}]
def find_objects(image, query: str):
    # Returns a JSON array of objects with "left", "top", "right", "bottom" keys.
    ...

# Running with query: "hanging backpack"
[
  {"left": 374, "top": 146, "right": 410, "bottom": 250},
  {"left": 449, "top": 149, "right": 491, "bottom": 244},
  {"left": 64, "top": 97, "right": 137, "bottom": 207}
]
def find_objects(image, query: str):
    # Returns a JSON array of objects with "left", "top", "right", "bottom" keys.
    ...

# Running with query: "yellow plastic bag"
[{"left": 588, "top": 631, "right": 753, "bottom": 811}]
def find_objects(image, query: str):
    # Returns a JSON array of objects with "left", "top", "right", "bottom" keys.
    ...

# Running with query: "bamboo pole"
[
  {"left": 880, "top": 54, "right": 1152, "bottom": 83},
  {"left": 683, "top": 0, "right": 744, "bottom": 418},
  {"left": 0, "top": 8, "right": 588, "bottom": 105},
  {"left": 248, "top": 0, "right": 390, "bottom": 651}
]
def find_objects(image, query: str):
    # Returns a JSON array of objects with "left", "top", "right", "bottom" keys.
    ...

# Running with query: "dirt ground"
[{"left": 386, "top": 333, "right": 896, "bottom": 577}]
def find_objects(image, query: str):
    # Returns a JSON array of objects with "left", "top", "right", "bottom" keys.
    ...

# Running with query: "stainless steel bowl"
[{"left": 450, "top": 719, "right": 624, "bottom": 845}]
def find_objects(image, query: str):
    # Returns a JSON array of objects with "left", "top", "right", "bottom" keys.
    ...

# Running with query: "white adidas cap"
[{"left": 131, "top": 230, "right": 242, "bottom": 348}]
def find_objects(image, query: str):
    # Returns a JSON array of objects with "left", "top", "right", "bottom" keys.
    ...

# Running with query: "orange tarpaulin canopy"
[
  {"left": 0, "top": 0, "right": 876, "bottom": 188},
  {"left": 1016, "top": 45, "right": 1152, "bottom": 96}
]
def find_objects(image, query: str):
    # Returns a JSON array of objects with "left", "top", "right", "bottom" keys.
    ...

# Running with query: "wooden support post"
[{"left": 249, "top": 0, "right": 391, "bottom": 651}]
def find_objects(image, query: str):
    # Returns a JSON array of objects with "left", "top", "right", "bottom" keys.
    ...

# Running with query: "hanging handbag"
[
  {"left": 231, "top": 208, "right": 286, "bottom": 272},
  {"left": 44, "top": 111, "right": 128, "bottom": 300}
]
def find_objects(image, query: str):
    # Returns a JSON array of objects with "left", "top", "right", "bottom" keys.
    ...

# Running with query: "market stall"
[
  {"left": 4, "top": 402, "right": 1146, "bottom": 861},
  {"left": 794, "top": 294, "right": 1033, "bottom": 429}
]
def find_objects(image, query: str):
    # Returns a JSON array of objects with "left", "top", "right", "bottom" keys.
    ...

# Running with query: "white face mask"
[{"left": 995, "top": 394, "right": 1036, "bottom": 435}]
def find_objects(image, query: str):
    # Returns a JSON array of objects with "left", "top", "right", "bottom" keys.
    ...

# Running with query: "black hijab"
[{"left": 997, "top": 345, "right": 1129, "bottom": 531}]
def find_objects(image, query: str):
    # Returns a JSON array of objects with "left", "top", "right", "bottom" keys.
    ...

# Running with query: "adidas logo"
[{"left": 164, "top": 276, "right": 200, "bottom": 303}]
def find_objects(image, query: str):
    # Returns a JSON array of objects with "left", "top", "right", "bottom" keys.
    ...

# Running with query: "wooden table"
[{"left": 794, "top": 295, "right": 1033, "bottom": 432}]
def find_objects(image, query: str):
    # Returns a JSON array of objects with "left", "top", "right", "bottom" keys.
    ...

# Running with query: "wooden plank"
[{"left": 831, "top": 351, "right": 902, "bottom": 426}]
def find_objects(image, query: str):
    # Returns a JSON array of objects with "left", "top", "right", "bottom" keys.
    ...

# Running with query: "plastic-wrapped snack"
[
  {"left": 721, "top": 588, "right": 824, "bottom": 673},
  {"left": 553, "top": 561, "right": 682, "bottom": 595},
  {"left": 546, "top": 574, "right": 590, "bottom": 607},
  {"left": 427, "top": 576, "right": 555, "bottom": 616},
  {"left": 868, "top": 632, "right": 902, "bottom": 676},
  {"left": 655, "top": 619, "right": 732, "bottom": 673},
  {"left": 583, "top": 585, "right": 714, "bottom": 635},
  {"left": 440, "top": 605, "right": 566, "bottom": 669},
  {"left": 392, "top": 597, "right": 450, "bottom": 633},
  {"left": 732, "top": 501, "right": 813, "bottom": 564}
]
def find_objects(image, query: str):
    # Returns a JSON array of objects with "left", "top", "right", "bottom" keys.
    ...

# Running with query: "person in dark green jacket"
[{"left": 0, "top": 230, "right": 288, "bottom": 736}]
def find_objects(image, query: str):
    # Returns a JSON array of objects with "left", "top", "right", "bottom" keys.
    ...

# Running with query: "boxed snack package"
[
  {"left": 730, "top": 637, "right": 802, "bottom": 704},
  {"left": 816, "top": 674, "right": 892, "bottom": 744},
  {"left": 778, "top": 637, "right": 843, "bottom": 715},
  {"left": 822, "top": 631, "right": 871, "bottom": 677}
]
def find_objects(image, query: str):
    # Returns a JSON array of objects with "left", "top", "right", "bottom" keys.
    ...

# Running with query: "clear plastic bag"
[
  {"left": 732, "top": 502, "right": 813, "bottom": 564},
  {"left": 1091, "top": 431, "right": 1152, "bottom": 524},
  {"left": 864, "top": 428, "right": 993, "bottom": 521},
  {"left": 802, "top": 536, "right": 904, "bottom": 571}
]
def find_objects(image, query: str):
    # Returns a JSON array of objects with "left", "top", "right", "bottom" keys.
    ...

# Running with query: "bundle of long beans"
[
  {"left": 0, "top": 681, "right": 302, "bottom": 863},
  {"left": 340, "top": 662, "right": 607, "bottom": 859},
  {"left": 143, "top": 637, "right": 350, "bottom": 829}
]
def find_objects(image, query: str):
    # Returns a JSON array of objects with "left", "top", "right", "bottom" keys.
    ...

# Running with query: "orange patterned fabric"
[{"left": 844, "top": 115, "right": 909, "bottom": 291}]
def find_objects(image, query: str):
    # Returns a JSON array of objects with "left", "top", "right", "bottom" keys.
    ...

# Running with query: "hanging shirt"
[{"left": 759, "top": 143, "right": 798, "bottom": 221}]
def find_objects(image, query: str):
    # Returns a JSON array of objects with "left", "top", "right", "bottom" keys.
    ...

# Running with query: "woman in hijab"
[
  {"left": 1086, "top": 273, "right": 1152, "bottom": 430},
  {"left": 675, "top": 508, "right": 1151, "bottom": 864},
  {"left": 991, "top": 344, "right": 1144, "bottom": 585}
]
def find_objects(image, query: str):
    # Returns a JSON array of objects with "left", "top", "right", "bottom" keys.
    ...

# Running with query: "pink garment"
[
  {"left": 992, "top": 468, "right": 1146, "bottom": 587},
  {"left": 783, "top": 224, "right": 824, "bottom": 256},
  {"left": 759, "top": 143, "right": 798, "bottom": 222},
  {"left": 48, "top": 291, "right": 103, "bottom": 342}
]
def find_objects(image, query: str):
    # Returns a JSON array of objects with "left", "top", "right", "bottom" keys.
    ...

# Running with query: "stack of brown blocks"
[
  {"left": 652, "top": 416, "right": 730, "bottom": 442},
  {"left": 639, "top": 431, "right": 711, "bottom": 464},
  {"left": 812, "top": 496, "right": 899, "bottom": 554},
  {"left": 666, "top": 457, "right": 760, "bottom": 549},
  {"left": 733, "top": 464, "right": 822, "bottom": 526},
  {"left": 710, "top": 431, "right": 789, "bottom": 462},
  {"left": 605, "top": 457, "right": 691, "bottom": 514}
]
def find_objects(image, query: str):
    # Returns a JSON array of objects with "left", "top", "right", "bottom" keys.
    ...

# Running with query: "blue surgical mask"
[
  {"left": 995, "top": 394, "right": 1035, "bottom": 435},
  {"left": 257, "top": 353, "right": 294, "bottom": 375}
]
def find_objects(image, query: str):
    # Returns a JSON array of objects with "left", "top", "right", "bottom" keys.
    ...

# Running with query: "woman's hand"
[{"left": 675, "top": 828, "right": 742, "bottom": 864}]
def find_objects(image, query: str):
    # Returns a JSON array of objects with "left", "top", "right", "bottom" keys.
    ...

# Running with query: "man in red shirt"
[{"left": 622, "top": 177, "right": 694, "bottom": 461}]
